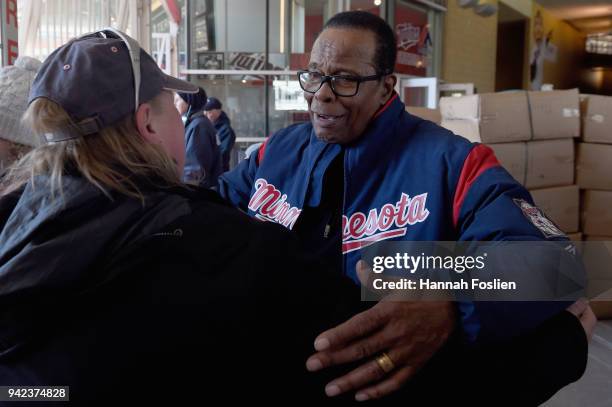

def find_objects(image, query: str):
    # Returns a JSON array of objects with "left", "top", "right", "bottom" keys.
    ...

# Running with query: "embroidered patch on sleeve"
[{"left": 513, "top": 198, "right": 566, "bottom": 239}]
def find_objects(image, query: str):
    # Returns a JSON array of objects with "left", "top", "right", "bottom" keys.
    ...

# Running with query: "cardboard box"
[
  {"left": 591, "top": 300, "right": 612, "bottom": 320},
  {"left": 406, "top": 106, "right": 441, "bottom": 125},
  {"left": 582, "top": 94, "right": 612, "bottom": 144},
  {"left": 580, "top": 94, "right": 590, "bottom": 139},
  {"left": 587, "top": 279, "right": 612, "bottom": 297},
  {"left": 585, "top": 236, "right": 612, "bottom": 241},
  {"left": 576, "top": 143, "right": 612, "bottom": 190},
  {"left": 489, "top": 139, "right": 574, "bottom": 189},
  {"left": 583, "top": 236, "right": 612, "bottom": 319},
  {"left": 582, "top": 191, "right": 612, "bottom": 236},
  {"left": 440, "top": 95, "right": 480, "bottom": 119},
  {"left": 528, "top": 89, "right": 580, "bottom": 140},
  {"left": 526, "top": 139, "right": 575, "bottom": 189},
  {"left": 440, "top": 118, "right": 480, "bottom": 142},
  {"left": 566, "top": 232, "right": 582, "bottom": 241},
  {"left": 439, "top": 92, "right": 531, "bottom": 143},
  {"left": 529, "top": 186, "right": 579, "bottom": 233},
  {"left": 583, "top": 236, "right": 612, "bottom": 279},
  {"left": 488, "top": 143, "right": 525, "bottom": 183}
]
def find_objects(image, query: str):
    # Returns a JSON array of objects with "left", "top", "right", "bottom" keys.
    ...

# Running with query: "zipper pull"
[{"left": 324, "top": 224, "right": 331, "bottom": 238}]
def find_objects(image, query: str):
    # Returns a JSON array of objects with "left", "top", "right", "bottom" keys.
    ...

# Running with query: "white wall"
[
  {"left": 213, "top": 0, "right": 272, "bottom": 52},
  {"left": 499, "top": 0, "right": 532, "bottom": 18}
]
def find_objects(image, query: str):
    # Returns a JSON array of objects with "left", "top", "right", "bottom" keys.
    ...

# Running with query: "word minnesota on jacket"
[{"left": 342, "top": 192, "right": 430, "bottom": 254}]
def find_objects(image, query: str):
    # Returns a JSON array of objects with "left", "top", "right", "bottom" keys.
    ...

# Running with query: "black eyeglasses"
[{"left": 297, "top": 70, "right": 387, "bottom": 97}]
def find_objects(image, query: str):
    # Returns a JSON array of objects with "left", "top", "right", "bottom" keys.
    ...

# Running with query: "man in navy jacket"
[
  {"left": 205, "top": 97, "right": 236, "bottom": 172},
  {"left": 219, "top": 10, "right": 595, "bottom": 403}
]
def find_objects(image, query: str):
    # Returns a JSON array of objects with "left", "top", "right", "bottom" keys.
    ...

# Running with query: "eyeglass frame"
[{"left": 297, "top": 69, "right": 391, "bottom": 97}]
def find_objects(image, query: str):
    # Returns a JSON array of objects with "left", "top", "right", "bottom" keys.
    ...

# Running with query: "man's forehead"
[{"left": 309, "top": 29, "right": 376, "bottom": 67}]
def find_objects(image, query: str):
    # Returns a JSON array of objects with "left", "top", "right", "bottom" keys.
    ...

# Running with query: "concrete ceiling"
[
  {"left": 536, "top": 0, "right": 612, "bottom": 34},
  {"left": 498, "top": 2, "right": 527, "bottom": 23}
]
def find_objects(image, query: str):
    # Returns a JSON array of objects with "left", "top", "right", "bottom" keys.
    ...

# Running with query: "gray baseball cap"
[{"left": 29, "top": 28, "right": 198, "bottom": 143}]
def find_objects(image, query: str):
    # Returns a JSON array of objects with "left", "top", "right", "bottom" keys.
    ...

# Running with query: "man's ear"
[
  {"left": 381, "top": 74, "right": 397, "bottom": 105},
  {"left": 135, "top": 103, "right": 158, "bottom": 144}
]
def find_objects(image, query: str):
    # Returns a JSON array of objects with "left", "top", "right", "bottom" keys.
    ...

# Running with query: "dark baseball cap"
[
  {"left": 29, "top": 28, "right": 198, "bottom": 142},
  {"left": 204, "top": 97, "right": 222, "bottom": 111}
]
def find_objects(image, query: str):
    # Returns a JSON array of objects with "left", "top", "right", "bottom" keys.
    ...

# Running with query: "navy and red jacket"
[{"left": 218, "top": 93, "right": 575, "bottom": 344}]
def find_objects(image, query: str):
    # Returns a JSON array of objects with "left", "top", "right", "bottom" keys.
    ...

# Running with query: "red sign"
[
  {"left": 1, "top": 0, "right": 19, "bottom": 65},
  {"left": 394, "top": 4, "right": 430, "bottom": 76}
]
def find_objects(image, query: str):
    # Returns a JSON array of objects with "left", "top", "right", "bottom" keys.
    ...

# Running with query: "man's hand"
[
  {"left": 567, "top": 299, "right": 597, "bottom": 341},
  {"left": 306, "top": 261, "right": 456, "bottom": 401}
]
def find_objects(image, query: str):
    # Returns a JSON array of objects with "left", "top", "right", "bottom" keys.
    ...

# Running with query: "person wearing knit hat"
[{"left": 0, "top": 56, "right": 42, "bottom": 174}]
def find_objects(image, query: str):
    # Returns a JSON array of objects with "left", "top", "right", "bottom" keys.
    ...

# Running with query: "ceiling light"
[
  {"left": 474, "top": 3, "right": 497, "bottom": 17},
  {"left": 458, "top": 0, "right": 478, "bottom": 7}
]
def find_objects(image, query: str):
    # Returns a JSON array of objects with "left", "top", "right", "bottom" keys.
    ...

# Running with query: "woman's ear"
[{"left": 135, "top": 103, "right": 158, "bottom": 144}]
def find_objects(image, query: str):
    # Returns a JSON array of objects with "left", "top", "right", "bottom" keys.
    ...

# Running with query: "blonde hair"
[{"left": 1, "top": 93, "right": 183, "bottom": 201}]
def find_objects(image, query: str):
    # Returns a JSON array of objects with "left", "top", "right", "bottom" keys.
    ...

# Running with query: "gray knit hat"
[{"left": 0, "top": 56, "right": 42, "bottom": 147}]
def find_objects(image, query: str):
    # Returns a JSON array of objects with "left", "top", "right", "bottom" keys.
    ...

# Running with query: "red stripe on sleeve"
[
  {"left": 453, "top": 144, "right": 501, "bottom": 228},
  {"left": 256, "top": 138, "right": 269, "bottom": 165}
]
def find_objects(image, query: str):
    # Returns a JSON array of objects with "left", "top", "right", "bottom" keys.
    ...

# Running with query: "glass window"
[
  {"left": 173, "top": 0, "right": 445, "bottom": 168},
  {"left": 349, "top": 0, "right": 382, "bottom": 16},
  {"left": 18, "top": 0, "right": 136, "bottom": 61},
  {"left": 586, "top": 34, "right": 612, "bottom": 55}
]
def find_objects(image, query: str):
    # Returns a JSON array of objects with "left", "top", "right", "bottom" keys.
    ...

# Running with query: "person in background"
[
  {"left": 204, "top": 97, "right": 236, "bottom": 172},
  {"left": 530, "top": 10, "right": 555, "bottom": 91},
  {"left": 174, "top": 87, "right": 222, "bottom": 188},
  {"left": 244, "top": 141, "right": 263, "bottom": 161},
  {"left": 0, "top": 57, "right": 42, "bottom": 177}
]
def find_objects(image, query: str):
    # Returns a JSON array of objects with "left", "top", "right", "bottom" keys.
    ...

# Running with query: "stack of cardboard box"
[
  {"left": 577, "top": 95, "right": 612, "bottom": 241},
  {"left": 439, "top": 89, "right": 581, "bottom": 240},
  {"left": 410, "top": 91, "right": 611, "bottom": 318},
  {"left": 577, "top": 95, "right": 612, "bottom": 319}
]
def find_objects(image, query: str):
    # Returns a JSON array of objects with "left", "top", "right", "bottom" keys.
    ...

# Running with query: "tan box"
[
  {"left": 583, "top": 236, "right": 612, "bottom": 319},
  {"left": 587, "top": 279, "right": 612, "bottom": 297},
  {"left": 406, "top": 106, "right": 441, "bottom": 125},
  {"left": 591, "top": 301, "right": 612, "bottom": 320},
  {"left": 584, "top": 237, "right": 612, "bottom": 282},
  {"left": 440, "top": 94, "right": 479, "bottom": 119},
  {"left": 566, "top": 232, "right": 582, "bottom": 241},
  {"left": 489, "top": 139, "right": 574, "bottom": 189},
  {"left": 582, "top": 191, "right": 612, "bottom": 236},
  {"left": 488, "top": 143, "right": 525, "bottom": 184},
  {"left": 576, "top": 143, "right": 612, "bottom": 190},
  {"left": 439, "top": 92, "right": 532, "bottom": 143},
  {"left": 587, "top": 281, "right": 612, "bottom": 321},
  {"left": 441, "top": 118, "right": 480, "bottom": 143},
  {"left": 529, "top": 186, "right": 579, "bottom": 233},
  {"left": 584, "top": 236, "right": 612, "bottom": 241},
  {"left": 582, "top": 94, "right": 612, "bottom": 144},
  {"left": 526, "top": 139, "right": 575, "bottom": 189},
  {"left": 528, "top": 89, "right": 580, "bottom": 140}
]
